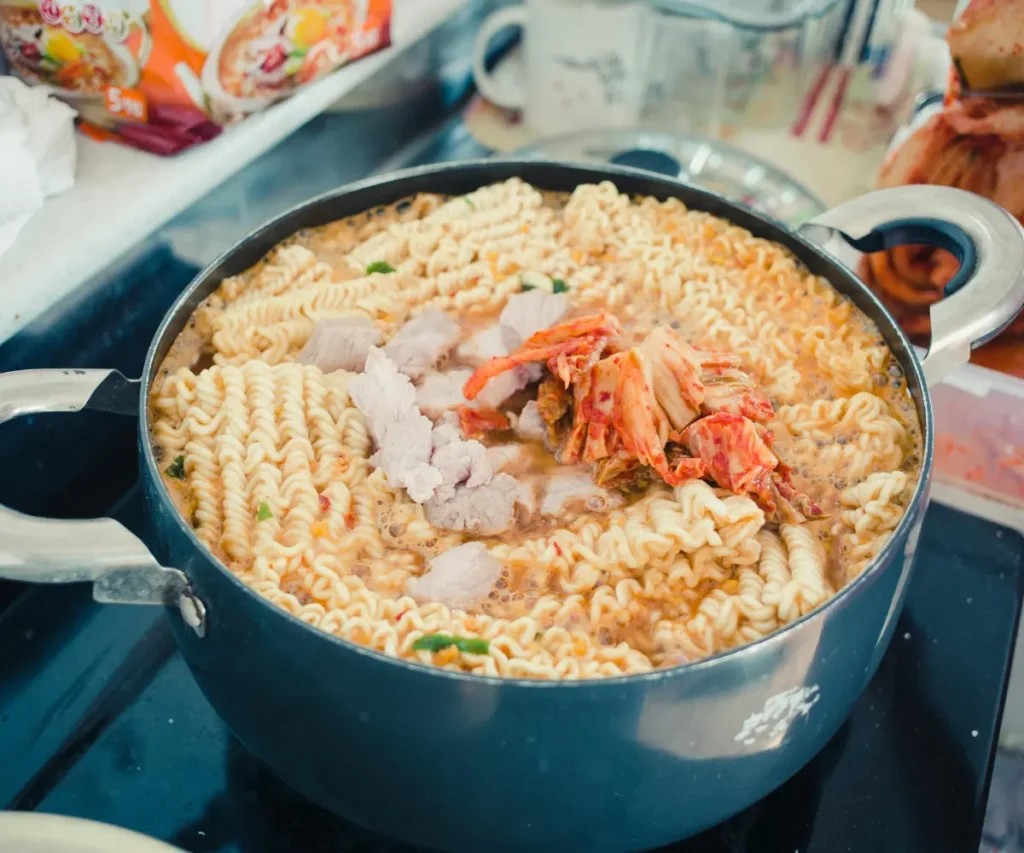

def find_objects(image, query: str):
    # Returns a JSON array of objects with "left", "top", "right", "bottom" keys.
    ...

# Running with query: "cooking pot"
[{"left": 2, "top": 161, "right": 1023, "bottom": 853}]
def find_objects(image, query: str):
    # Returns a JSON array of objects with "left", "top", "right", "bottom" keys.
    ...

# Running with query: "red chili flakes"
[
  {"left": 319, "top": 494, "right": 331, "bottom": 513},
  {"left": 344, "top": 511, "right": 357, "bottom": 528},
  {"left": 396, "top": 609, "right": 409, "bottom": 622},
  {"left": 553, "top": 542, "right": 563, "bottom": 557}
]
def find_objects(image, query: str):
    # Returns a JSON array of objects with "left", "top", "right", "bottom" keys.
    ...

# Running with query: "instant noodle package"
[{"left": 0, "top": 0, "right": 392, "bottom": 154}]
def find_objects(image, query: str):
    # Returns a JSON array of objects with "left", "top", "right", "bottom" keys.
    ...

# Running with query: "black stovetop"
[{"left": 2, "top": 153, "right": 1024, "bottom": 853}]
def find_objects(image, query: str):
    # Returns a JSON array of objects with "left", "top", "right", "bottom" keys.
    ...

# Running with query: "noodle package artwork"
[{"left": 0, "top": 0, "right": 392, "bottom": 154}]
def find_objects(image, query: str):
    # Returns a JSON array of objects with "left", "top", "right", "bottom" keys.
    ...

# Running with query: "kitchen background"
[{"left": 2, "top": 0, "right": 1024, "bottom": 852}]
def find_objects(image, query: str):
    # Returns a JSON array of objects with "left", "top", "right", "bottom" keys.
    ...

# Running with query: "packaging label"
[{"left": 0, "top": 0, "right": 392, "bottom": 154}]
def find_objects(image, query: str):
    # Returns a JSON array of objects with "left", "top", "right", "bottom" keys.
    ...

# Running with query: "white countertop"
[{"left": 0, "top": 0, "right": 464, "bottom": 346}]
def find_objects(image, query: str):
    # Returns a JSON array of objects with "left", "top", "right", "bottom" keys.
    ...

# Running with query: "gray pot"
[{"left": 2, "top": 161, "right": 1023, "bottom": 853}]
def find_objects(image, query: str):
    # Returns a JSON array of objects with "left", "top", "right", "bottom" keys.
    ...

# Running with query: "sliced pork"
[
  {"left": 349, "top": 354, "right": 518, "bottom": 517},
  {"left": 349, "top": 348, "right": 441, "bottom": 503},
  {"left": 406, "top": 542, "right": 503, "bottom": 611},
  {"left": 430, "top": 414, "right": 493, "bottom": 503},
  {"left": 475, "top": 364, "right": 539, "bottom": 409},
  {"left": 485, "top": 443, "right": 528, "bottom": 473},
  {"left": 349, "top": 346, "right": 416, "bottom": 422},
  {"left": 456, "top": 325, "right": 506, "bottom": 366},
  {"left": 296, "top": 317, "right": 382, "bottom": 373},
  {"left": 417, "top": 366, "right": 531, "bottom": 417},
  {"left": 500, "top": 290, "right": 570, "bottom": 352},
  {"left": 384, "top": 308, "right": 460, "bottom": 380},
  {"left": 424, "top": 474, "right": 519, "bottom": 536},
  {"left": 416, "top": 370, "right": 475, "bottom": 420},
  {"left": 439, "top": 293, "right": 566, "bottom": 411},
  {"left": 514, "top": 400, "right": 547, "bottom": 442},
  {"left": 540, "top": 473, "right": 625, "bottom": 518}
]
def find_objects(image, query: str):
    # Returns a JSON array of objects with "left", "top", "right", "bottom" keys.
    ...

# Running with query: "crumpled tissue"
[{"left": 0, "top": 77, "right": 77, "bottom": 260}]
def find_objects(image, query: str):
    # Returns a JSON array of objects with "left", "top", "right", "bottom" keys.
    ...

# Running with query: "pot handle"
[
  {"left": 798, "top": 185, "right": 1024, "bottom": 384},
  {"left": 0, "top": 369, "right": 205, "bottom": 636}
]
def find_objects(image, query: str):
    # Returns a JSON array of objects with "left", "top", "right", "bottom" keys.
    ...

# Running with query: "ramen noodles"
[{"left": 151, "top": 179, "right": 923, "bottom": 680}]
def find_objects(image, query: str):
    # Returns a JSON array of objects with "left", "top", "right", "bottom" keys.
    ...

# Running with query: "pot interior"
[{"left": 140, "top": 158, "right": 935, "bottom": 678}]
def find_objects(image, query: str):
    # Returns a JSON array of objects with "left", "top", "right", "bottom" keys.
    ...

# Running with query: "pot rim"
[{"left": 140, "top": 158, "right": 934, "bottom": 688}]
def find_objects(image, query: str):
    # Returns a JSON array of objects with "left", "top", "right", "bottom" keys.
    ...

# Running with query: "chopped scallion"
[
  {"left": 165, "top": 455, "right": 186, "bottom": 480},
  {"left": 412, "top": 633, "right": 490, "bottom": 655},
  {"left": 366, "top": 260, "right": 395, "bottom": 275},
  {"left": 465, "top": 197, "right": 475, "bottom": 209},
  {"left": 256, "top": 500, "right": 273, "bottom": 521},
  {"left": 552, "top": 278, "right": 568, "bottom": 294}
]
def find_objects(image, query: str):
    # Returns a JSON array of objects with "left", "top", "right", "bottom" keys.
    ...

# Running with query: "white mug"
[{"left": 471, "top": 0, "right": 653, "bottom": 137}]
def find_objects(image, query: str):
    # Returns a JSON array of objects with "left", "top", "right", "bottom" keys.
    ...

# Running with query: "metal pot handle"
[
  {"left": 0, "top": 369, "right": 205, "bottom": 636},
  {"left": 798, "top": 185, "right": 1024, "bottom": 384}
]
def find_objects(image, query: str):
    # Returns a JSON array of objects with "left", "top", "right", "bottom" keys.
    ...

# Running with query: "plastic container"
[
  {"left": 644, "top": 0, "right": 917, "bottom": 138},
  {"left": 644, "top": 0, "right": 852, "bottom": 133},
  {"left": 931, "top": 362, "right": 1024, "bottom": 512}
]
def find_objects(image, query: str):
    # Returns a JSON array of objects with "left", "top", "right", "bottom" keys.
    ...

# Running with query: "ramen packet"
[{"left": 0, "top": 0, "right": 392, "bottom": 155}]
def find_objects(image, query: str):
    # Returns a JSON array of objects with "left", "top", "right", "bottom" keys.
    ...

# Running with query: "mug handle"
[
  {"left": 0, "top": 369, "right": 205, "bottom": 635},
  {"left": 798, "top": 185, "right": 1024, "bottom": 385},
  {"left": 471, "top": 6, "right": 527, "bottom": 110}
]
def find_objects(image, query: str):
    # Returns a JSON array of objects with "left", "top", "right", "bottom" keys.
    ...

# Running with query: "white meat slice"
[
  {"left": 296, "top": 317, "right": 382, "bottom": 373},
  {"left": 406, "top": 542, "right": 503, "bottom": 611},
  {"left": 515, "top": 400, "right": 547, "bottom": 442},
  {"left": 456, "top": 325, "right": 506, "bottom": 366},
  {"left": 540, "top": 473, "right": 625, "bottom": 518},
  {"left": 430, "top": 416, "right": 492, "bottom": 503},
  {"left": 424, "top": 473, "right": 519, "bottom": 536},
  {"left": 474, "top": 364, "right": 540, "bottom": 409},
  {"left": 500, "top": 291, "right": 569, "bottom": 352},
  {"left": 349, "top": 347, "right": 416, "bottom": 425},
  {"left": 448, "top": 293, "right": 563, "bottom": 409},
  {"left": 486, "top": 444, "right": 528, "bottom": 473},
  {"left": 349, "top": 348, "right": 440, "bottom": 502},
  {"left": 383, "top": 308, "right": 460, "bottom": 380},
  {"left": 371, "top": 412, "right": 440, "bottom": 504},
  {"left": 417, "top": 365, "right": 532, "bottom": 415},
  {"left": 416, "top": 370, "right": 474, "bottom": 420}
]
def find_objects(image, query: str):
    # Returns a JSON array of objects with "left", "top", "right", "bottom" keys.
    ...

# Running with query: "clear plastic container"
[
  {"left": 931, "top": 362, "right": 1024, "bottom": 511},
  {"left": 644, "top": 0, "right": 853, "bottom": 134},
  {"left": 652, "top": 0, "right": 846, "bottom": 30}
]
